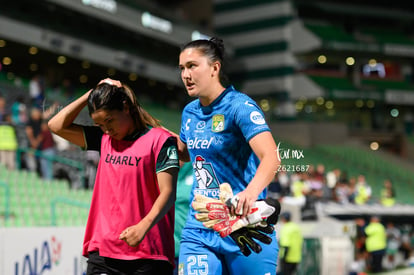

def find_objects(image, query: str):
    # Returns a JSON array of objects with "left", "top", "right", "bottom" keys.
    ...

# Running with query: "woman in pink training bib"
[{"left": 48, "top": 79, "right": 179, "bottom": 274}]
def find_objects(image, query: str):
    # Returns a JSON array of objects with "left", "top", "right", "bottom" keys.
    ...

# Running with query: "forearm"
[
  {"left": 48, "top": 90, "right": 90, "bottom": 134},
  {"left": 139, "top": 170, "right": 177, "bottom": 233},
  {"left": 234, "top": 132, "right": 279, "bottom": 216},
  {"left": 246, "top": 153, "right": 280, "bottom": 198},
  {"left": 246, "top": 132, "right": 280, "bottom": 198},
  {"left": 48, "top": 90, "right": 91, "bottom": 148},
  {"left": 140, "top": 187, "right": 175, "bottom": 233}
]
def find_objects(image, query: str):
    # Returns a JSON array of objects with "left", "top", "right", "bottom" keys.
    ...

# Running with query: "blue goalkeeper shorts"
[{"left": 178, "top": 227, "right": 278, "bottom": 275}]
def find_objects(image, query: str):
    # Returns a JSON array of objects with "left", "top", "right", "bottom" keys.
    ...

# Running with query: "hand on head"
[{"left": 99, "top": 78, "right": 122, "bottom": 87}]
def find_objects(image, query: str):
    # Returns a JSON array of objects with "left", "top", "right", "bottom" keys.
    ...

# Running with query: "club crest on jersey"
[
  {"left": 212, "top": 114, "right": 225, "bottom": 132},
  {"left": 167, "top": 146, "right": 178, "bottom": 160}
]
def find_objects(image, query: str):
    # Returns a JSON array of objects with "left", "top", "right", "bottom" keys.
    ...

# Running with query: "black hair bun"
[{"left": 209, "top": 37, "right": 225, "bottom": 60}]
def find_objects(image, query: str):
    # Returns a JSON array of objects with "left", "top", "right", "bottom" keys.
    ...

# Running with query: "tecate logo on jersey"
[{"left": 187, "top": 137, "right": 214, "bottom": 149}]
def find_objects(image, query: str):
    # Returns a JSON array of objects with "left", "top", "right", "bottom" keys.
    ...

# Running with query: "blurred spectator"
[
  {"left": 85, "top": 150, "right": 100, "bottom": 189},
  {"left": 278, "top": 212, "right": 303, "bottom": 275},
  {"left": 29, "top": 74, "right": 45, "bottom": 107},
  {"left": 306, "top": 169, "right": 323, "bottom": 191},
  {"left": 320, "top": 177, "right": 333, "bottom": 203},
  {"left": 278, "top": 170, "right": 291, "bottom": 197},
  {"left": 0, "top": 96, "right": 7, "bottom": 122},
  {"left": 354, "top": 218, "right": 368, "bottom": 271},
  {"left": 47, "top": 80, "right": 73, "bottom": 109},
  {"left": 302, "top": 171, "right": 323, "bottom": 219},
  {"left": 0, "top": 114, "right": 18, "bottom": 170},
  {"left": 354, "top": 175, "right": 372, "bottom": 205},
  {"left": 61, "top": 78, "right": 76, "bottom": 103},
  {"left": 385, "top": 222, "right": 401, "bottom": 270},
  {"left": 313, "top": 163, "right": 325, "bottom": 184},
  {"left": 282, "top": 172, "right": 308, "bottom": 207},
  {"left": 400, "top": 226, "right": 413, "bottom": 266},
  {"left": 39, "top": 120, "right": 56, "bottom": 180},
  {"left": 380, "top": 179, "right": 396, "bottom": 207},
  {"left": 333, "top": 178, "right": 350, "bottom": 204},
  {"left": 11, "top": 96, "right": 28, "bottom": 125},
  {"left": 267, "top": 172, "right": 283, "bottom": 200},
  {"left": 365, "top": 216, "right": 386, "bottom": 273},
  {"left": 326, "top": 168, "right": 341, "bottom": 189},
  {"left": 409, "top": 230, "right": 414, "bottom": 266},
  {"left": 348, "top": 176, "right": 357, "bottom": 203},
  {"left": 25, "top": 107, "right": 56, "bottom": 179},
  {"left": 25, "top": 107, "right": 43, "bottom": 173}
]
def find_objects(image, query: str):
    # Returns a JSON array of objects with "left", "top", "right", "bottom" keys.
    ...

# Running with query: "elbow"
[
  {"left": 179, "top": 152, "right": 190, "bottom": 163},
  {"left": 170, "top": 192, "right": 177, "bottom": 208},
  {"left": 47, "top": 117, "right": 61, "bottom": 135},
  {"left": 273, "top": 150, "right": 281, "bottom": 171},
  {"left": 164, "top": 190, "right": 176, "bottom": 214},
  {"left": 47, "top": 119, "right": 57, "bottom": 134},
  {"left": 275, "top": 156, "right": 281, "bottom": 171},
  {"left": 177, "top": 141, "right": 190, "bottom": 163}
]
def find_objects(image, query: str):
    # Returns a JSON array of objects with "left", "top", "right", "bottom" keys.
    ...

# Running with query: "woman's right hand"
[{"left": 99, "top": 78, "right": 122, "bottom": 87}]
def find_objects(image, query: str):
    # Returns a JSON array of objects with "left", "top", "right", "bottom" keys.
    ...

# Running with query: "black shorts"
[{"left": 86, "top": 251, "right": 173, "bottom": 275}]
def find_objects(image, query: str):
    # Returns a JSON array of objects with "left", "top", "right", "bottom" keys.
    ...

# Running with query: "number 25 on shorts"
[{"left": 179, "top": 255, "right": 209, "bottom": 275}]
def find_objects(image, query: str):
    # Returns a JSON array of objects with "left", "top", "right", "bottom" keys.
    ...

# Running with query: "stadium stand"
[
  {"left": 360, "top": 78, "right": 414, "bottom": 91},
  {"left": 358, "top": 27, "right": 414, "bottom": 46},
  {"left": 308, "top": 75, "right": 357, "bottom": 90},
  {"left": 1, "top": 1, "right": 414, "bottom": 273},
  {"left": 0, "top": 163, "right": 92, "bottom": 227},
  {"left": 280, "top": 141, "right": 414, "bottom": 205},
  {"left": 305, "top": 22, "right": 357, "bottom": 43}
]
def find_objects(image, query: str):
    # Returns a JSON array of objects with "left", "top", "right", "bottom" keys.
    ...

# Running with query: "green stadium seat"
[{"left": 305, "top": 23, "right": 357, "bottom": 43}]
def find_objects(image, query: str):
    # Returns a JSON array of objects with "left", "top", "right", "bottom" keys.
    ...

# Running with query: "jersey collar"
[
  {"left": 200, "top": 85, "right": 234, "bottom": 114},
  {"left": 123, "top": 127, "right": 150, "bottom": 141}
]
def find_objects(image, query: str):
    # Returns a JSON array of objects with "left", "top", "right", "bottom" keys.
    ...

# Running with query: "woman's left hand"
[{"left": 119, "top": 224, "right": 146, "bottom": 247}]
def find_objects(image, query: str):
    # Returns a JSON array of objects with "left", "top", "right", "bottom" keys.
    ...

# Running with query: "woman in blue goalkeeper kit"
[{"left": 176, "top": 37, "right": 281, "bottom": 275}]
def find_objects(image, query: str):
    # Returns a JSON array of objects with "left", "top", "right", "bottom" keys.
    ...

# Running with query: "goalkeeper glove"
[
  {"left": 192, "top": 183, "right": 281, "bottom": 237},
  {"left": 229, "top": 197, "right": 281, "bottom": 257},
  {"left": 230, "top": 223, "right": 274, "bottom": 256},
  {"left": 192, "top": 183, "right": 242, "bottom": 237},
  {"left": 227, "top": 197, "right": 280, "bottom": 226}
]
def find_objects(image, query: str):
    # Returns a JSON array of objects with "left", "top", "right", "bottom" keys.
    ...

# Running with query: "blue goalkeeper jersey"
[{"left": 180, "top": 85, "right": 271, "bottom": 229}]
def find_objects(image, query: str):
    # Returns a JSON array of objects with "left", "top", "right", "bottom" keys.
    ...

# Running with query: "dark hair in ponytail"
[
  {"left": 181, "top": 37, "right": 229, "bottom": 86},
  {"left": 87, "top": 83, "right": 160, "bottom": 130}
]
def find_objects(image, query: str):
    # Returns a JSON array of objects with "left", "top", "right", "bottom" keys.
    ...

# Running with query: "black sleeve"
[
  {"left": 281, "top": 246, "right": 289, "bottom": 261},
  {"left": 83, "top": 126, "right": 103, "bottom": 151},
  {"left": 156, "top": 137, "right": 180, "bottom": 173}
]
